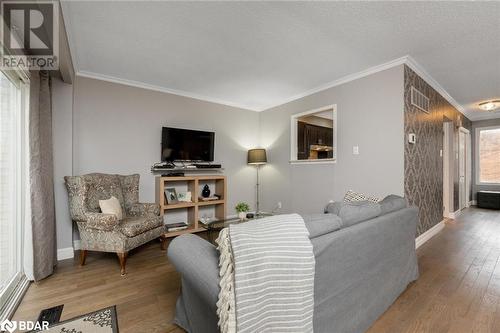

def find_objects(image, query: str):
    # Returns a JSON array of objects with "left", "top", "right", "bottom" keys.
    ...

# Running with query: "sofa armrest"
[
  {"left": 85, "top": 212, "right": 119, "bottom": 231},
  {"left": 128, "top": 203, "right": 160, "bottom": 217},
  {"left": 168, "top": 234, "right": 220, "bottom": 307}
]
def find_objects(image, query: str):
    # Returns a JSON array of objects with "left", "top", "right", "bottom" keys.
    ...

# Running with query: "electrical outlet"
[
  {"left": 353, "top": 146, "right": 359, "bottom": 155},
  {"left": 277, "top": 202, "right": 282, "bottom": 209},
  {"left": 408, "top": 133, "right": 416, "bottom": 144}
]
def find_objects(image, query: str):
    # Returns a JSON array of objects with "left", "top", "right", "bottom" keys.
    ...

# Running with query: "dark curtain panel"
[{"left": 29, "top": 70, "right": 56, "bottom": 281}]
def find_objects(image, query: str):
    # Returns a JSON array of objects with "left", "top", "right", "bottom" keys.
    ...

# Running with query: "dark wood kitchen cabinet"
[{"left": 297, "top": 121, "right": 333, "bottom": 160}]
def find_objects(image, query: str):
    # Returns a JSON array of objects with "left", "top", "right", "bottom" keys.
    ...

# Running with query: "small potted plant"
[{"left": 235, "top": 202, "right": 250, "bottom": 221}]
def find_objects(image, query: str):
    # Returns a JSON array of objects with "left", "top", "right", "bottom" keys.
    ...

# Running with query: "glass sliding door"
[{"left": 0, "top": 70, "right": 24, "bottom": 311}]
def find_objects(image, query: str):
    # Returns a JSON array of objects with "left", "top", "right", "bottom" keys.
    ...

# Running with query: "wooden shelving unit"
[{"left": 156, "top": 175, "right": 227, "bottom": 238}]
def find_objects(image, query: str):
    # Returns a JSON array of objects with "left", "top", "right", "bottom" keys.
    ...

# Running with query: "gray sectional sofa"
[{"left": 168, "top": 196, "right": 419, "bottom": 333}]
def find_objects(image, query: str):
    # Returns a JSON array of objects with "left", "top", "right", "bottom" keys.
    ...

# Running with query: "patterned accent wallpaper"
[{"left": 404, "top": 65, "right": 471, "bottom": 236}]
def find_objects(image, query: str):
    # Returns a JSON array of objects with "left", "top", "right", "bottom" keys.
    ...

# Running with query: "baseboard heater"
[{"left": 477, "top": 191, "right": 500, "bottom": 210}]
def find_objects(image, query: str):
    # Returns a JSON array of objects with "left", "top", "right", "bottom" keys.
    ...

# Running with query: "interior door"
[
  {"left": 443, "top": 122, "right": 450, "bottom": 216},
  {"left": 458, "top": 130, "right": 467, "bottom": 210}
]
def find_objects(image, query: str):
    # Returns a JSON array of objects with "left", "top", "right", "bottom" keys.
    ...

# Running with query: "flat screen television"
[{"left": 161, "top": 127, "right": 215, "bottom": 162}]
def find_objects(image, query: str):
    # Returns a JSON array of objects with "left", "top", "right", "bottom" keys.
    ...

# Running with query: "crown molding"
[
  {"left": 75, "top": 55, "right": 470, "bottom": 119},
  {"left": 404, "top": 56, "right": 469, "bottom": 119},
  {"left": 258, "top": 55, "right": 410, "bottom": 111},
  {"left": 260, "top": 55, "right": 470, "bottom": 119},
  {"left": 76, "top": 71, "right": 257, "bottom": 111}
]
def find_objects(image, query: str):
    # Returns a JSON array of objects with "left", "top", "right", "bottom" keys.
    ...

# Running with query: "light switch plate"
[{"left": 353, "top": 146, "right": 359, "bottom": 155}]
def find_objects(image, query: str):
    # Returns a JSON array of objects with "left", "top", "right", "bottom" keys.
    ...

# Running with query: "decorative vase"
[
  {"left": 238, "top": 212, "right": 247, "bottom": 220},
  {"left": 202, "top": 184, "right": 211, "bottom": 198}
]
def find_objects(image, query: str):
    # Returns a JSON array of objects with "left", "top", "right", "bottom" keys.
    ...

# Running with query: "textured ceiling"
[{"left": 61, "top": 1, "right": 499, "bottom": 119}]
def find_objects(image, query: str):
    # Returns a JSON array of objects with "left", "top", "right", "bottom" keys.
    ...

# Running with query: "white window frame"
[
  {"left": 290, "top": 104, "right": 337, "bottom": 165},
  {"left": 475, "top": 125, "right": 500, "bottom": 185},
  {"left": 0, "top": 68, "right": 29, "bottom": 319}
]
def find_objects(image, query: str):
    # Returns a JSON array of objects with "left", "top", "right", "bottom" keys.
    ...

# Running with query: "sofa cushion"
[
  {"left": 380, "top": 195, "right": 407, "bottom": 215},
  {"left": 303, "top": 214, "right": 342, "bottom": 238},
  {"left": 325, "top": 200, "right": 381, "bottom": 228},
  {"left": 344, "top": 190, "right": 381, "bottom": 203},
  {"left": 119, "top": 216, "right": 163, "bottom": 237}
]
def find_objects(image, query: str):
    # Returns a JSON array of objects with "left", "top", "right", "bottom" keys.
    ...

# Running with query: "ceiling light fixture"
[{"left": 479, "top": 100, "right": 500, "bottom": 111}]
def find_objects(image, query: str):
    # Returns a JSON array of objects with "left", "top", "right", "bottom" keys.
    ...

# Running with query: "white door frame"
[
  {"left": 443, "top": 122, "right": 452, "bottom": 217},
  {"left": 458, "top": 127, "right": 471, "bottom": 210}
]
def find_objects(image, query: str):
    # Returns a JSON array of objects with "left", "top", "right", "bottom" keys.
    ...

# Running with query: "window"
[
  {"left": 476, "top": 126, "right": 500, "bottom": 184},
  {"left": 290, "top": 105, "right": 337, "bottom": 163},
  {"left": 0, "top": 70, "right": 27, "bottom": 311}
]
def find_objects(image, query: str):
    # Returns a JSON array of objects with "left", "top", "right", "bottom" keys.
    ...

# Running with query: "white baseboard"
[
  {"left": 57, "top": 247, "right": 74, "bottom": 261},
  {"left": 415, "top": 220, "right": 445, "bottom": 249},
  {"left": 448, "top": 209, "right": 463, "bottom": 219},
  {"left": 470, "top": 200, "right": 477, "bottom": 206}
]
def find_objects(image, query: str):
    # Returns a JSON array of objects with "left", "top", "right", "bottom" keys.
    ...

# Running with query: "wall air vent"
[{"left": 411, "top": 86, "right": 430, "bottom": 113}]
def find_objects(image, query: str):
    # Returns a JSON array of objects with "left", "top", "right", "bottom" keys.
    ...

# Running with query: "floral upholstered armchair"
[{"left": 64, "top": 173, "right": 166, "bottom": 275}]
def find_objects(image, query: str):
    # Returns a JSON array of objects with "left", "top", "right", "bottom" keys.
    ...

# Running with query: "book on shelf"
[
  {"left": 168, "top": 226, "right": 188, "bottom": 232},
  {"left": 166, "top": 222, "right": 188, "bottom": 232},
  {"left": 199, "top": 196, "right": 221, "bottom": 201}
]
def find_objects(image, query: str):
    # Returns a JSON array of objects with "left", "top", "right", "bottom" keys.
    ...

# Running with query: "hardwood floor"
[
  {"left": 368, "top": 207, "right": 500, "bottom": 333},
  {"left": 12, "top": 207, "right": 500, "bottom": 333},
  {"left": 12, "top": 238, "right": 185, "bottom": 333}
]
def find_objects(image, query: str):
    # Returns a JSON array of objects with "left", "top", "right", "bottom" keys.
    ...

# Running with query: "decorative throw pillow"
[
  {"left": 343, "top": 190, "right": 381, "bottom": 203},
  {"left": 99, "top": 196, "right": 123, "bottom": 220}
]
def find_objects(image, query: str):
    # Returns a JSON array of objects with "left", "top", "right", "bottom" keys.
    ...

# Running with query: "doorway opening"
[
  {"left": 443, "top": 120, "right": 453, "bottom": 217},
  {"left": 458, "top": 127, "right": 471, "bottom": 210}
]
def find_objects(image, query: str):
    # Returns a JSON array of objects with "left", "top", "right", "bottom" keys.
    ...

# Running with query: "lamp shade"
[{"left": 247, "top": 149, "right": 267, "bottom": 165}]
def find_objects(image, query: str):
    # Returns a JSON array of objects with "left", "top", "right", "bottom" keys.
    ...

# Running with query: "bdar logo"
[{"left": 0, "top": 319, "right": 17, "bottom": 333}]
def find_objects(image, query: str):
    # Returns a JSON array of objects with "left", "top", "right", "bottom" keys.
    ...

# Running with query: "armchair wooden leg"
[
  {"left": 160, "top": 235, "right": 167, "bottom": 251},
  {"left": 79, "top": 250, "right": 87, "bottom": 266},
  {"left": 117, "top": 252, "right": 128, "bottom": 276}
]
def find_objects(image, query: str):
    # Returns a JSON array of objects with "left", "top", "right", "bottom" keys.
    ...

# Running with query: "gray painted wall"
[
  {"left": 471, "top": 118, "right": 500, "bottom": 199},
  {"left": 72, "top": 76, "right": 260, "bottom": 217},
  {"left": 51, "top": 76, "right": 261, "bottom": 252},
  {"left": 258, "top": 65, "right": 405, "bottom": 214},
  {"left": 52, "top": 78, "right": 74, "bottom": 252},
  {"left": 51, "top": 64, "right": 486, "bottom": 252}
]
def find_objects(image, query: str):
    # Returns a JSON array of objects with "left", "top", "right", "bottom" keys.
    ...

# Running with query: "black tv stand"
[
  {"left": 151, "top": 161, "right": 223, "bottom": 173},
  {"left": 163, "top": 172, "right": 185, "bottom": 177},
  {"left": 192, "top": 163, "right": 222, "bottom": 169}
]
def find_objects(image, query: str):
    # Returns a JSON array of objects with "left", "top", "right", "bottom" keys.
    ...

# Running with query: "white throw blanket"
[{"left": 216, "top": 214, "right": 315, "bottom": 333}]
